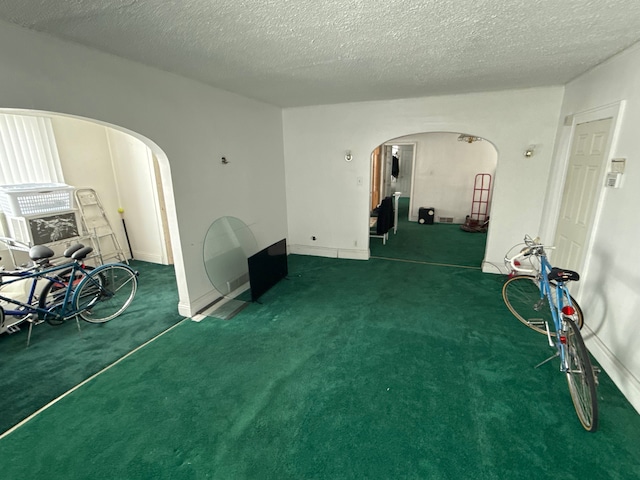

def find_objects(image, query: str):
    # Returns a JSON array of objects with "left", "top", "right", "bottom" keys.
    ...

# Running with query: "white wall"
[
  {"left": 0, "top": 20, "right": 287, "bottom": 316},
  {"left": 542, "top": 43, "right": 640, "bottom": 413},
  {"left": 389, "top": 132, "right": 497, "bottom": 223},
  {"left": 282, "top": 87, "right": 564, "bottom": 263},
  {"left": 50, "top": 115, "right": 166, "bottom": 264},
  {"left": 106, "top": 127, "right": 167, "bottom": 264}
]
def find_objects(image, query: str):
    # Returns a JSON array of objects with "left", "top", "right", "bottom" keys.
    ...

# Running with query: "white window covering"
[{"left": 0, "top": 114, "right": 65, "bottom": 185}]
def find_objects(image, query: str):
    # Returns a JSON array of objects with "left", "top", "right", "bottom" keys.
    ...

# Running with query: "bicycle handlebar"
[
  {"left": 507, "top": 249, "right": 537, "bottom": 274},
  {"left": 505, "top": 235, "right": 555, "bottom": 274}
]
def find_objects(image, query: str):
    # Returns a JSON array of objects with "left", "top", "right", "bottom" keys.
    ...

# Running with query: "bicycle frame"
[
  {"left": 507, "top": 241, "right": 577, "bottom": 371},
  {"left": 535, "top": 254, "right": 573, "bottom": 370},
  {"left": 0, "top": 260, "right": 93, "bottom": 323}
]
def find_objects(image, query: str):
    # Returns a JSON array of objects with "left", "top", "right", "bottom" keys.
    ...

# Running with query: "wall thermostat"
[{"left": 605, "top": 172, "right": 622, "bottom": 188}]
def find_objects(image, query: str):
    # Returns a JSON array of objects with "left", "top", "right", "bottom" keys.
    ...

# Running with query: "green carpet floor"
[
  {"left": 370, "top": 198, "right": 487, "bottom": 268},
  {"left": 0, "top": 260, "right": 185, "bottom": 434},
  {"left": 1, "top": 208, "right": 639, "bottom": 479}
]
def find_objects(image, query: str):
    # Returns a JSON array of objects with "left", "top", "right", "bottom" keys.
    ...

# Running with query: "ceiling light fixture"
[{"left": 457, "top": 134, "right": 483, "bottom": 144}]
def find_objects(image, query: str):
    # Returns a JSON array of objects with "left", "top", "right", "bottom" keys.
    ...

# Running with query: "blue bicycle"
[
  {"left": 502, "top": 235, "right": 598, "bottom": 431},
  {"left": 0, "top": 240, "right": 138, "bottom": 346}
]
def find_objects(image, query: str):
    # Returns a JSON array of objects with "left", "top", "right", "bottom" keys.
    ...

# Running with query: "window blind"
[{"left": 0, "top": 113, "right": 65, "bottom": 185}]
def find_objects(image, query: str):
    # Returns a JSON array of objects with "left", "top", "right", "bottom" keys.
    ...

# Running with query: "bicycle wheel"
[
  {"left": 74, "top": 264, "right": 137, "bottom": 323},
  {"left": 38, "top": 267, "right": 95, "bottom": 325},
  {"left": 502, "top": 275, "right": 584, "bottom": 334},
  {"left": 502, "top": 275, "right": 551, "bottom": 334},
  {"left": 564, "top": 317, "right": 598, "bottom": 432}
]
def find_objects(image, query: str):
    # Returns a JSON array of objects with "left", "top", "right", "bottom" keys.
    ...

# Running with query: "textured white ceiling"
[{"left": 1, "top": 0, "right": 640, "bottom": 107}]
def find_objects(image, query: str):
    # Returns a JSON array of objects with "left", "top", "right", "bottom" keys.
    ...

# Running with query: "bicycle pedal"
[{"left": 6, "top": 324, "right": 21, "bottom": 334}]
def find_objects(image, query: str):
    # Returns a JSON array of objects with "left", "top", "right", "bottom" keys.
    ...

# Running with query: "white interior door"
[
  {"left": 553, "top": 118, "right": 612, "bottom": 272},
  {"left": 395, "top": 145, "right": 414, "bottom": 197}
]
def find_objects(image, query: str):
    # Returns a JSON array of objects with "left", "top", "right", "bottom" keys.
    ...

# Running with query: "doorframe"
[
  {"left": 381, "top": 141, "right": 417, "bottom": 220},
  {"left": 545, "top": 101, "right": 625, "bottom": 291}
]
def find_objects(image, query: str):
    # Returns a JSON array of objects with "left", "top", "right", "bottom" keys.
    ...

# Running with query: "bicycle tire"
[
  {"left": 564, "top": 317, "right": 599, "bottom": 432},
  {"left": 502, "top": 275, "right": 583, "bottom": 335},
  {"left": 38, "top": 267, "right": 95, "bottom": 325},
  {"left": 74, "top": 264, "right": 137, "bottom": 323}
]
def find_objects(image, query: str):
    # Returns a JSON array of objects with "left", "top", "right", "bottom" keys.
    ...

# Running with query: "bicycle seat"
[
  {"left": 63, "top": 243, "right": 85, "bottom": 258},
  {"left": 548, "top": 267, "right": 580, "bottom": 282},
  {"left": 71, "top": 246, "right": 93, "bottom": 261},
  {"left": 29, "top": 245, "right": 55, "bottom": 262}
]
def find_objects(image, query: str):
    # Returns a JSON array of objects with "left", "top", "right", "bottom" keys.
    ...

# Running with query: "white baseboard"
[
  {"left": 288, "top": 244, "right": 368, "bottom": 260},
  {"left": 131, "top": 251, "right": 165, "bottom": 264},
  {"left": 338, "top": 248, "right": 369, "bottom": 260},
  {"left": 583, "top": 325, "right": 640, "bottom": 414},
  {"left": 289, "top": 244, "right": 338, "bottom": 258},
  {"left": 178, "top": 289, "right": 222, "bottom": 318},
  {"left": 177, "top": 301, "right": 192, "bottom": 318},
  {"left": 482, "top": 257, "right": 508, "bottom": 274}
]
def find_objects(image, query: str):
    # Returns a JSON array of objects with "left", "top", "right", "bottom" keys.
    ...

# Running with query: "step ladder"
[{"left": 74, "top": 188, "right": 128, "bottom": 264}]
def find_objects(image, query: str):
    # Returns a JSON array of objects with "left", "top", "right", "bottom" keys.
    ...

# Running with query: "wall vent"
[
  {"left": 438, "top": 217, "right": 454, "bottom": 223},
  {"left": 226, "top": 272, "right": 250, "bottom": 294}
]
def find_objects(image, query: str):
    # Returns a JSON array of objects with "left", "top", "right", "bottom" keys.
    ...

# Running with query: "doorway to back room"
[{"left": 368, "top": 132, "right": 498, "bottom": 268}]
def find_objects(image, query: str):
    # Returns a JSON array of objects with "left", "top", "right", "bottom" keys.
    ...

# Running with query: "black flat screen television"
[{"left": 247, "top": 239, "right": 288, "bottom": 302}]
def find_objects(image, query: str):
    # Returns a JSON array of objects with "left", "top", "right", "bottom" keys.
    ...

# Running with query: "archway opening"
[
  {"left": 0, "top": 108, "right": 187, "bottom": 323},
  {"left": 368, "top": 131, "right": 498, "bottom": 268},
  {"left": 0, "top": 108, "right": 178, "bottom": 269}
]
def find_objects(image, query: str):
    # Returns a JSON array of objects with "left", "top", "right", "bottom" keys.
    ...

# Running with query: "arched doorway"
[
  {"left": 369, "top": 131, "right": 498, "bottom": 267},
  {"left": 0, "top": 108, "right": 181, "bottom": 279}
]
